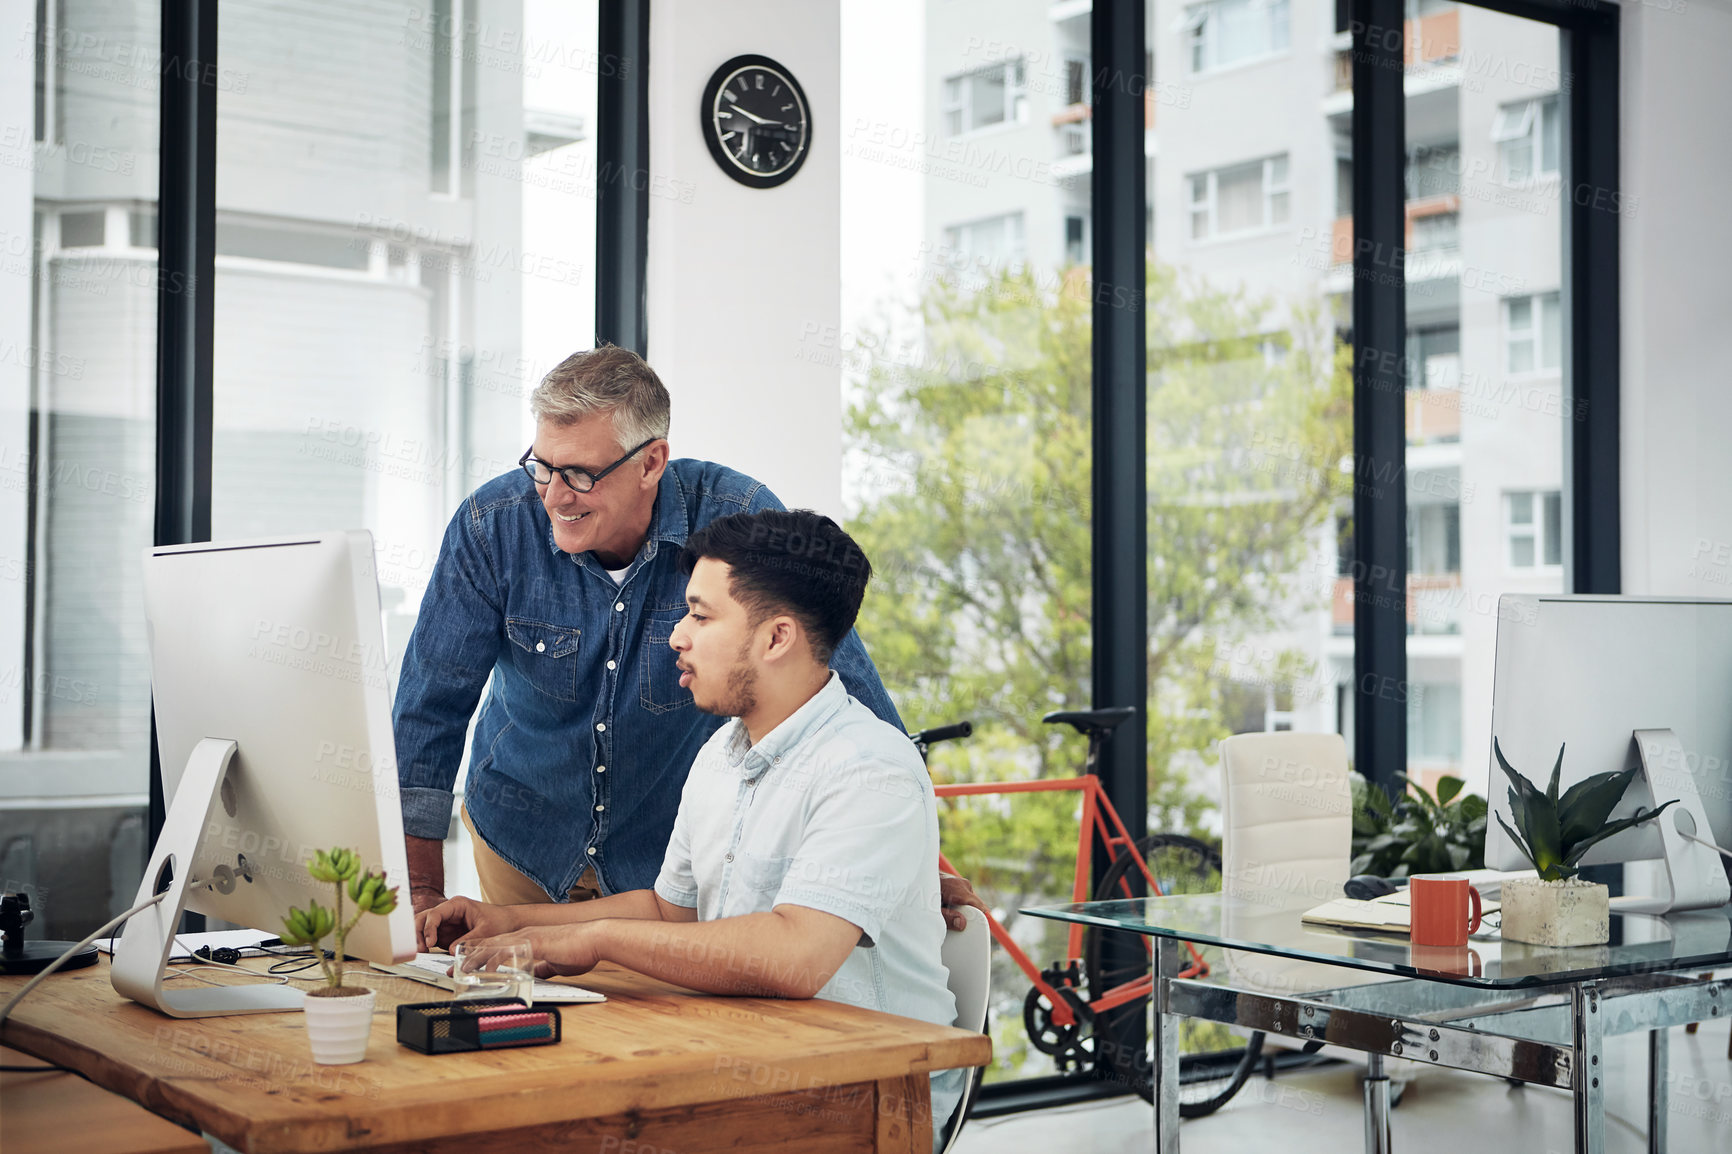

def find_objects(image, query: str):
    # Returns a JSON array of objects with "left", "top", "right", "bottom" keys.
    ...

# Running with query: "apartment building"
[{"left": 923, "top": 0, "right": 1571, "bottom": 796}]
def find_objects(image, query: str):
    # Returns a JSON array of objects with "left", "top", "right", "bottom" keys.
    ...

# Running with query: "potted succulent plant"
[
  {"left": 1493, "top": 740, "right": 1675, "bottom": 947},
  {"left": 279, "top": 847, "right": 399, "bottom": 1064}
]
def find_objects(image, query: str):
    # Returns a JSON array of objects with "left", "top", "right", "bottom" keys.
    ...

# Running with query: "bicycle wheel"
[{"left": 1082, "top": 833, "right": 1265, "bottom": 1118}]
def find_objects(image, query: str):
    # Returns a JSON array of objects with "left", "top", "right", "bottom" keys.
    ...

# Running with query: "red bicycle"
[{"left": 915, "top": 706, "right": 1265, "bottom": 1117}]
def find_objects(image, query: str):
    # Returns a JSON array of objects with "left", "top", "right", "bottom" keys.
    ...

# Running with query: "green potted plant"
[
  {"left": 279, "top": 847, "right": 399, "bottom": 1064},
  {"left": 1350, "top": 771, "right": 1487, "bottom": 878},
  {"left": 1493, "top": 740, "right": 1675, "bottom": 947}
]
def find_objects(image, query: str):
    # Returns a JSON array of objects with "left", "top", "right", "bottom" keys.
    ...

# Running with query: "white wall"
[
  {"left": 1620, "top": 0, "right": 1732, "bottom": 594},
  {"left": 646, "top": 0, "right": 843, "bottom": 518}
]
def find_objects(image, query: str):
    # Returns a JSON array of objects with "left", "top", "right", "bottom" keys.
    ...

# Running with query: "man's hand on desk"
[
  {"left": 417, "top": 895, "right": 522, "bottom": 951},
  {"left": 940, "top": 872, "right": 989, "bottom": 932},
  {"left": 468, "top": 925, "right": 605, "bottom": 980}
]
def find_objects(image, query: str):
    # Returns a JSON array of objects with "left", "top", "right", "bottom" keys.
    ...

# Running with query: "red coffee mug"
[{"left": 1409, "top": 875, "right": 1482, "bottom": 947}]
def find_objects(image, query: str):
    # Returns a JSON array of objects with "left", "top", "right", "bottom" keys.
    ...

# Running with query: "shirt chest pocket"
[
  {"left": 640, "top": 616, "right": 694, "bottom": 714},
  {"left": 505, "top": 618, "right": 582, "bottom": 701},
  {"left": 730, "top": 853, "right": 794, "bottom": 909}
]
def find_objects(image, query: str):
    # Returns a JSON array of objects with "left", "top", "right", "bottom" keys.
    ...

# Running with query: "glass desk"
[{"left": 1023, "top": 892, "right": 1732, "bottom": 1154}]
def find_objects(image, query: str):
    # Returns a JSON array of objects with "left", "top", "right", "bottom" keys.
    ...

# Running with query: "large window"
[
  {"left": 1186, "top": 0, "right": 1291, "bottom": 74},
  {"left": 0, "top": 0, "right": 161, "bottom": 940},
  {"left": 212, "top": 1, "right": 599, "bottom": 732}
]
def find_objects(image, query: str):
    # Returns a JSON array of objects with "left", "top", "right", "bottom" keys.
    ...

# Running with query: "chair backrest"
[
  {"left": 936, "top": 905, "right": 991, "bottom": 1154},
  {"left": 941, "top": 904, "right": 990, "bottom": 1033},
  {"left": 1219, "top": 731, "right": 1354, "bottom": 902}
]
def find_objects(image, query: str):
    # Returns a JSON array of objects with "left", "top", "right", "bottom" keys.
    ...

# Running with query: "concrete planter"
[
  {"left": 1500, "top": 877, "right": 1610, "bottom": 947},
  {"left": 302, "top": 987, "right": 377, "bottom": 1064}
]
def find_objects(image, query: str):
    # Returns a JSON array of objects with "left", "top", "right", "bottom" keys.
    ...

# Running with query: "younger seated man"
[{"left": 418, "top": 508, "right": 966, "bottom": 1139}]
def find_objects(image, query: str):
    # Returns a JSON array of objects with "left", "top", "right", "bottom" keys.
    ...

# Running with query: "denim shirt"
[{"left": 393, "top": 458, "right": 904, "bottom": 900}]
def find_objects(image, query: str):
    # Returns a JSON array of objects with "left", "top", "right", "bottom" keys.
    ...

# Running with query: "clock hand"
[{"left": 730, "top": 105, "right": 781, "bottom": 127}]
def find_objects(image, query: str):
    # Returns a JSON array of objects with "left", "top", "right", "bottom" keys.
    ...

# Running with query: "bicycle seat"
[{"left": 1041, "top": 707, "right": 1138, "bottom": 738}]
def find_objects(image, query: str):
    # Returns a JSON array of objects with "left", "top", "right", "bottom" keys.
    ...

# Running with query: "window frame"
[
  {"left": 1186, "top": 0, "right": 1293, "bottom": 75},
  {"left": 1504, "top": 291, "right": 1563, "bottom": 376},
  {"left": 1493, "top": 93, "right": 1561, "bottom": 185},
  {"left": 1186, "top": 154, "right": 1291, "bottom": 241},
  {"left": 1504, "top": 489, "right": 1565, "bottom": 573},
  {"left": 941, "top": 57, "right": 1029, "bottom": 137}
]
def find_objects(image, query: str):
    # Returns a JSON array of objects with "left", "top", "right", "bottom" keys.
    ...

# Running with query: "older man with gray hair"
[{"left": 393, "top": 346, "right": 980, "bottom": 925}]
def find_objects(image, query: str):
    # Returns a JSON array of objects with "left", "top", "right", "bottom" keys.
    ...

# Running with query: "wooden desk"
[
  {"left": 1, "top": 1043, "right": 209, "bottom": 1154},
  {"left": 0, "top": 959, "right": 990, "bottom": 1154}
]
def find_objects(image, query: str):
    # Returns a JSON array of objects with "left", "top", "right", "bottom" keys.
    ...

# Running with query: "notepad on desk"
[
  {"left": 371, "top": 953, "right": 607, "bottom": 1004},
  {"left": 1302, "top": 892, "right": 1416, "bottom": 935}
]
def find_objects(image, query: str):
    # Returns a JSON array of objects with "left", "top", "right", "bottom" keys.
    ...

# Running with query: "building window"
[
  {"left": 943, "top": 59, "right": 1027, "bottom": 136},
  {"left": 1506, "top": 490, "right": 1563, "bottom": 570},
  {"left": 1064, "top": 214, "right": 1088, "bottom": 265},
  {"left": 58, "top": 210, "right": 106, "bottom": 248},
  {"left": 1407, "top": 326, "right": 1460, "bottom": 390},
  {"left": 1186, "top": 0, "right": 1291, "bottom": 75},
  {"left": 1064, "top": 55, "right": 1090, "bottom": 107},
  {"left": 942, "top": 212, "right": 1026, "bottom": 270},
  {"left": 1407, "top": 682, "right": 1462, "bottom": 764},
  {"left": 1188, "top": 155, "right": 1289, "bottom": 240},
  {"left": 1504, "top": 292, "right": 1562, "bottom": 374},
  {"left": 1493, "top": 95, "right": 1559, "bottom": 184}
]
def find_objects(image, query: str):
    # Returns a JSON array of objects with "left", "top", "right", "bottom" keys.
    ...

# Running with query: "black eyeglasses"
[{"left": 519, "top": 438, "right": 658, "bottom": 493}]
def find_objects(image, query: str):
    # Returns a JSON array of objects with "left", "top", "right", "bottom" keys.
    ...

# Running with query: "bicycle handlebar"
[{"left": 910, "top": 721, "right": 973, "bottom": 747}]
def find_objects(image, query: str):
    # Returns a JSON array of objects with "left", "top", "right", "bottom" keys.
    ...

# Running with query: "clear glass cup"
[{"left": 451, "top": 940, "right": 534, "bottom": 1007}]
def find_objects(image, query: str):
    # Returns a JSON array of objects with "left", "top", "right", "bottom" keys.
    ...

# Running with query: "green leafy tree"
[{"left": 846, "top": 260, "right": 1351, "bottom": 898}]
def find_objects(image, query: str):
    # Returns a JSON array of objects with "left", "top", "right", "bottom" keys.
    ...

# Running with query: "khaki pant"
[{"left": 461, "top": 805, "right": 602, "bottom": 904}]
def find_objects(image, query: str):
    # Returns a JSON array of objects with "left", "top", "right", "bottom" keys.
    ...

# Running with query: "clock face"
[{"left": 701, "top": 54, "right": 810, "bottom": 189}]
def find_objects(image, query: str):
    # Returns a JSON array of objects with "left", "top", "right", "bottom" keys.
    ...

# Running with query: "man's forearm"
[
  {"left": 406, "top": 835, "right": 446, "bottom": 906},
  {"left": 590, "top": 913, "right": 835, "bottom": 998},
  {"left": 508, "top": 887, "right": 670, "bottom": 927}
]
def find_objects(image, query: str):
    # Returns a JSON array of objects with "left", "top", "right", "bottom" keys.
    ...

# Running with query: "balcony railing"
[
  {"left": 1329, "top": 194, "right": 1461, "bottom": 265},
  {"left": 1333, "top": 9, "right": 1462, "bottom": 91},
  {"left": 1333, "top": 573, "right": 1463, "bottom": 635}
]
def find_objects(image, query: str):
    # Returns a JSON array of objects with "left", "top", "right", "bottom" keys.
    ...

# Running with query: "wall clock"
[{"left": 701, "top": 54, "right": 810, "bottom": 189}]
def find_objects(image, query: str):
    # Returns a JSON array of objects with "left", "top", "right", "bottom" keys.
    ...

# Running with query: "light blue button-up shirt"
[{"left": 654, "top": 672, "right": 963, "bottom": 1142}]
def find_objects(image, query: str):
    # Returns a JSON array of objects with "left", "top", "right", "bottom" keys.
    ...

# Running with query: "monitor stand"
[
  {"left": 110, "top": 738, "right": 306, "bottom": 1017},
  {"left": 1609, "top": 729, "right": 1732, "bottom": 916}
]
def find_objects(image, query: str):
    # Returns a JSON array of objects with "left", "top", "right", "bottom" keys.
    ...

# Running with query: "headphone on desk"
[{"left": 193, "top": 945, "right": 243, "bottom": 966}]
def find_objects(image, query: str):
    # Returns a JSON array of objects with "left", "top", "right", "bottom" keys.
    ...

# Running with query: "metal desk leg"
[
  {"left": 1647, "top": 1028, "right": 1668, "bottom": 1154},
  {"left": 1572, "top": 982, "right": 1605, "bottom": 1154},
  {"left": 1154, "top": 936, "right": 1179, "bottom": 1154},
  {"left": 1364, "top": 1053, "right": 1392, "bottom": 1154}
]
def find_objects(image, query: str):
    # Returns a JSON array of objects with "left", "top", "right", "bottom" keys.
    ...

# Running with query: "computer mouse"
[{"left": 1344, "top": 874, "right": 1399, "bottom": 901}]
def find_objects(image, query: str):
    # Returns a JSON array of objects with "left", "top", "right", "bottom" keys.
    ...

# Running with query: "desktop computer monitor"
[
  {"left": 1485, "top": 594, "right": 1732, "bottom": 913},
  {"left": 111, "top": 532, "right": 416, "bottom": 1017}
]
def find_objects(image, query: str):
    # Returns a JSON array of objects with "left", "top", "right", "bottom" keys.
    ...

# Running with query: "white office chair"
[
  {"left": 1218, "top": 733, "right": 1410, "bottom": 1134},
  {"left": 936, "top": 904, "right": 991, "bottom": 1154}
]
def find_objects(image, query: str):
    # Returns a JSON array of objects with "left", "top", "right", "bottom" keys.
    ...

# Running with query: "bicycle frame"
[{"left": 935, "top": 774, "right": 1210, "bottom": 1030}]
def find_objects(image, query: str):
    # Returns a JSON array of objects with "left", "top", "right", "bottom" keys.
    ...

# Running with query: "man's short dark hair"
[{"left": 679, "top": 510, "right": 872, "bottom": 663}]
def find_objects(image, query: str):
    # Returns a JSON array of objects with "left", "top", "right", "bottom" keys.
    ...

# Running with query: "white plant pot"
[
  {"left": 302, "top": 988, "right": 378, "bottom": 1065},
  {"left": 1500, "top": 877, "right": 1610, "bottom": 947}
]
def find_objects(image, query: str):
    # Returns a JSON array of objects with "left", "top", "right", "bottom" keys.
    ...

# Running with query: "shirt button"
[
  {"left": 596, "top": 723, "right": 605, "bottom": 732},
  {"left": 594, "top": 804, "right": 605, "bottom": 812},
  {"left": 587, "top": 847, "right": 597, "bottom": 855},
  {"left": 725, "top": 852, "right": 734, "bottom": 863},
  {"left": 606, "top": 659, "right": 616, "bottom": 670},
  {"left": 614, "top": 602, "right": 625, "bottom": 612},
  {"left": 595, "top": 765, "right": 605, "bottom": 773},
  {"left": 535, "top": 641, "right": 546, "bottom": 653}
]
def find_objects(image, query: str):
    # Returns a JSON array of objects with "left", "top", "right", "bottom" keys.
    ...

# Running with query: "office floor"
[{"left": 952, "top": 1018, "right": 1732, "bottom": 1153}]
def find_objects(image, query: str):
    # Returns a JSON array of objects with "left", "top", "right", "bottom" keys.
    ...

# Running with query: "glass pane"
[
  {"left": 2, "top": 0, "right": 161, "bottom": 940},
  {"left": 1540, "top": 291, "right": 1562, "bottom": 371},
  {"left": 968, "top": 67, "right": 1006, "bottom": 130},
  {"left": 1410, "top": 8, "right": 1563, "bottom": 799},
  {"left": 842, "top": 1, "right": 1092, "bottom": 1087},
  {"left": 1214, "top": 160, "right": 1264, "bottom": 232},
  {"left": 212, "top": 3, "right": 600, "bottom": 818}
]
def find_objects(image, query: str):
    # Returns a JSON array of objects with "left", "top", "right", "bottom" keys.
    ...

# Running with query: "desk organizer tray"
[{"left": 397, "top": 998, "right": 562, "bottom": 1054}]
